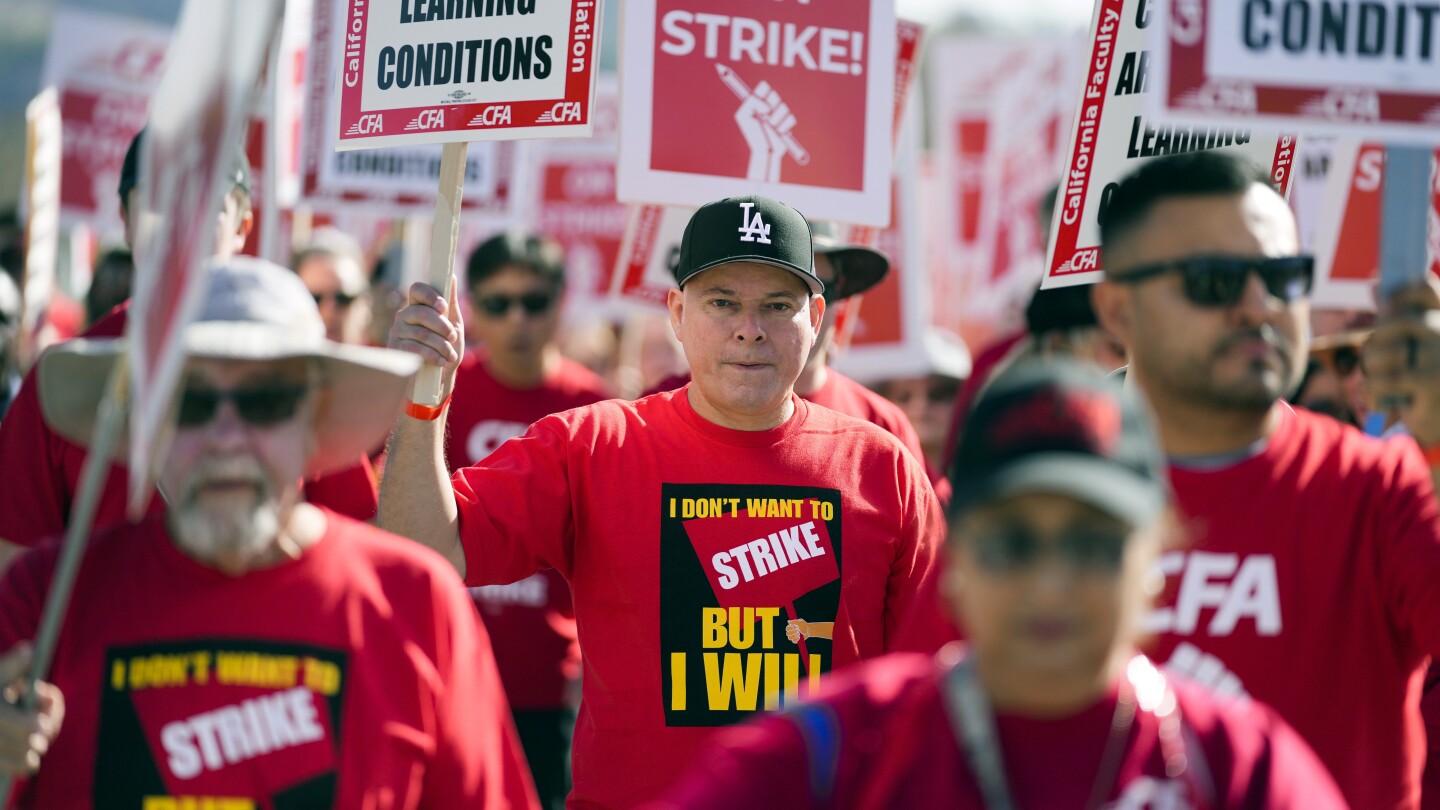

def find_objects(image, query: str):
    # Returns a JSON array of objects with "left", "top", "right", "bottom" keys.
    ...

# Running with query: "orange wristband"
[{"left": 404, "top": 392, "right": 452, "bottom": 421}]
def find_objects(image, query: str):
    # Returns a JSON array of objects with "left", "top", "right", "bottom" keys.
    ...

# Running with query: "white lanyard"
[{"left": 942, "top": 654, "right": 1209, "bottom": 809}]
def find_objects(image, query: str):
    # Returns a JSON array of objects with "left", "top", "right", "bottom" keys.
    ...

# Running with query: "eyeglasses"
[
  {"left": 312, "top": 291, "right": 358, "bottom": 307},
  {"left": 1111, "top": 255, "right": 1314, "bottom": 307},
  {"left": 176, "top": 385, "right": 309, "bottom": 428},
  {"left": 476, "top": 292, "right": 554, "bottom": 318},
  {"left": 969, "top": 525, "right": 1130, "bottom": 575}
]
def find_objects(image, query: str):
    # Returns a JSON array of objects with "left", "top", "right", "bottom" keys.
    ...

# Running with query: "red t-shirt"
[
  {"left": 446, "top": 350, "right": 607, "bottom": 710},
  {"left": 0, "top": 304, "right": 381, "bottom": 547},
  {"left": 805, "top": 371, "right": 930, "bottom": 480},
  {"left": 0, "top": 510, "right": 538, "bottom": 809},
  {"left": 451, "top": 386, "right": 944, "bottom": 808},
  {"left": 642, "top": 371, "right": 931, "bottom": 482},
  {"left": 650, "top": 651, "right": 1343, "bottom": 809},
  {"left": 1146, "top": 405, "right": 1440, "bottom": 810}
]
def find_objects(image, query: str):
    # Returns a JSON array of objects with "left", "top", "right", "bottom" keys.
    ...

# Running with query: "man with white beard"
[{"left": 0, "top": 257, "right": 539, "bottom": 808}]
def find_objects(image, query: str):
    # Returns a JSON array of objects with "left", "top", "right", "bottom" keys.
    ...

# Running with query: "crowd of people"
[{"left": 0, "top": 128, "right": 1437, "bottom": 810}]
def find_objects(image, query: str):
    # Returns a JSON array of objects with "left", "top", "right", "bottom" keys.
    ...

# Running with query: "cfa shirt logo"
[
  {"left": 1143, "top": 551, "right": 1282, "bottom": 637},
  {"left": 737, "top": 202, "right": 772, "bottom": 244},
  {"left": 467, "top": 420, "right": 528, "bottom": 463}
]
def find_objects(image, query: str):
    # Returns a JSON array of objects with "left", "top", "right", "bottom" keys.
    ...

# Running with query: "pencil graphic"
[{"left": 716, "top": 64, "right": 811, "bottom": 167}]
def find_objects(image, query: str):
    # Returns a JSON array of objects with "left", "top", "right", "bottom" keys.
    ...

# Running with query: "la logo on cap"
[{"left": 737, "top": 202, "right": 772, "bottom": 245}]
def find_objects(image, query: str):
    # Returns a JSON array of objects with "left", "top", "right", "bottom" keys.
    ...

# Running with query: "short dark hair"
[
  {"left": 466, "top": 232, "right": 565, "bottom": 291},
  {"left": 1099, "top": 152, "right": 1273, "bottom": 265}
]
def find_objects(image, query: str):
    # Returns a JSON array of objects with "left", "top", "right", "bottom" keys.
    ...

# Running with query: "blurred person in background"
[
  {"left": 1292, "top": 325, "right": 1370, "bottom": 428},
  {"left": 366, "top": 251, "right": 406, "bottom": 348},
  {"left": 447, "top": 231, "right": 611, "bottom": 809},
  {"left": 291, "top": 228, "right": 371, "bottom": 346},
  {"left": 869, "top": 330, "right": 972, "bottom": 501},
  {"left": 84, "top": 248, "right": 134, "bottom": 328},
  {"left": 1025, "top": 283, "right": 1127, "bottom": 372},
  {"left": 0, "top": 257, "right": 538, "bottom": 808},
  {"left": 652, "top": 360, "right": 1342, "bottom": 809}
]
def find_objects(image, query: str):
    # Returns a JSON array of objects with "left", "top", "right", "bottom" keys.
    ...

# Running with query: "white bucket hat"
[{"left": 37, "top": 256, "right": 420, "bottom": 477}]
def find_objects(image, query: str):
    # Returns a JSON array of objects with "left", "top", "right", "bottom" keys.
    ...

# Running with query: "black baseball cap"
[
  {"left": 810, "top": 220, "right": 889, "bottom": 301},
  {"left": 675, "top": 195, "right": 823, "bottom": 295},
  {"left": 1025, "top": 283, "right": 1099, "bottom": 336},
  {"left": 948, "top": 359, "right": 1167, "bottom": 527},
  {"left": 118, "top": 127, "right": 252, "bottom": 211}
]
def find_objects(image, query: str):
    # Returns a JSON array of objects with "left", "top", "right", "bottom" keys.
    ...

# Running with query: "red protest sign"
[
  {"left": 1150, "top": 0, "right": 1440, "bottom": 144},
  {"left": 40, "top": 9, "right": 172, "bottom": 241},
  {"left": 127, "top": 0, "right": 285, "bottom": 515},
  {"left": 1308, "top": 142, "right": 1440, "bottom": 310},
  {"left": 618, "top": 0, "right": 896, "bottom": 226},
  {"left": 333, "top": 0, "right": 601, "bottom": 149}
]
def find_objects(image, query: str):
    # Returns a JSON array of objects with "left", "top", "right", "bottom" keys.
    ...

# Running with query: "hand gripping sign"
[
  {"left": 334, "top": 0, "right": 601, "bottom": 149},
  {"left": 1043, "top": 0, "right": 1298, "bottom": 289},
  {"left": 618, "top": 0, "right": 896, "bottom": 226},
  {"left": 1148, "top": 0, "right": 1440, "bottom": 144}
]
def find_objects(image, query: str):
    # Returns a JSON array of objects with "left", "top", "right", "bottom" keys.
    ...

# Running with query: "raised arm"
[{"left": 378, "top": 280, "right": 467, "bottom": 576}]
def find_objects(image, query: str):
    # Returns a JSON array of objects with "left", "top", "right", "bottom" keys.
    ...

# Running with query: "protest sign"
[
  {"left": 1149, "top": 0, "right": 1440, "bottom": 143},
  {"left": 831, "top": 102, "right": 927, "bottom": 382},
  {"left": 1307, "top": 141, "right": 1440, "bottom": 309},
  {"left": 128, "top": 0, "right": 285, "bottom": 512},
  {"left": 302, "top": 0, "right": 525, "bottom": 219},
  {"left": 612, "top": 203, "right": 688, "bottom": 309},
  {"left": 39, "top": 8, "right": 172, "bottom": 241},
  {"left": 931, "top": 35, "right": 1083, "bottom": 334},
  {"left": 332, "top": 0, "right": 601, "bottom": 149},
  {"left": 617, "top": 0, "right": 896, "bottom": 225},
  {"left": 1043, "top": 0, "right": 1298, "bottom": 289}
]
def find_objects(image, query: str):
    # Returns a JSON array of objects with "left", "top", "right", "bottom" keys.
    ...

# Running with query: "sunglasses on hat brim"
[{"left": 1111, "top": 255, "right": 1314, "bottom": 307}]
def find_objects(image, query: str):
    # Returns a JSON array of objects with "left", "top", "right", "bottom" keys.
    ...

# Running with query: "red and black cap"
[
  {"left": 948, "top": 359, "right": 1167, "bottom": 526},
  {"left": 675, "top": 195, "right": 823, "bottom": 296}
]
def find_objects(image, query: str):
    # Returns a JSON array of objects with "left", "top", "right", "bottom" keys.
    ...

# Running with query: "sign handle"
[
  {"left": 1378, "top": 145, "right": 1431, "bottom": 301},
  {"left": 1375, "top": 145, "right": 1433, "bottom": 413},
  {"left": 0, "top": 352, "right": 128, "bottom": 804},
  {"left": 412, "top": 141, "right": 468, "bottom": 407}
]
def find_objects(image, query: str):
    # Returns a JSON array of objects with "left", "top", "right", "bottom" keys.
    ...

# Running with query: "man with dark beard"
[
  {"left": 0, "top": 258, "right": 538, "bottom": 808},
  {"left": 1089, "top": 151, "right": 1440, "bottom": 810}
]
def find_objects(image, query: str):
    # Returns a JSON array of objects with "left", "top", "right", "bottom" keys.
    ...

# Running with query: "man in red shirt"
[
  {"left": 381, "top": 195, "right": 943, "bottom": 808},
  {"left": 651, "top": 359, "right": 1342, "bottom": 809},
  {"left": 448, "top": 232, "right": 610, "bottom": 809},
  {"left": 1088, "top": 151, "right": 1440, "bottom": 809},
  {"left": 0, "top": 257, "right": 537, "bottom": 808}
]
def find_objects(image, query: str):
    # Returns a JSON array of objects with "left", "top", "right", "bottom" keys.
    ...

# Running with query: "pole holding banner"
[
  {"left": 412, "top": 141, "right": 469, "bottom": 407},
  {"left": 1378, "top": 146, "right": 1433, "bottom": 299}
]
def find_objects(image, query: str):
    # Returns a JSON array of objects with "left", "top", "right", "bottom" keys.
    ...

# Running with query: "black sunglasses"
[
  {"left": 1112, "top": 255, "right": 1314, "bottom": 307},
  {"left": 312, "top": 291, "right": 358, "bottom": 307},
  {"left": 177, "top": 385, "right": 309, "bottom": 428},
  {"left": 971, "top": 525, "right": 1130, "bottom": 575},
  {"left": 477, "top": 292, "right": 555, "bottom": 318}
]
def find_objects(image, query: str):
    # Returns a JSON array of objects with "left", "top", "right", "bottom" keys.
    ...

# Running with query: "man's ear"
[
  {"left": 666, "top": 287, "right": 685, "bottom": 341},
  {"left": 1091, "top": 280, "right": 1133, "bottom": 350},
  {"left": 808, "top": 294, "right": 825, "bottom": 335}
]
